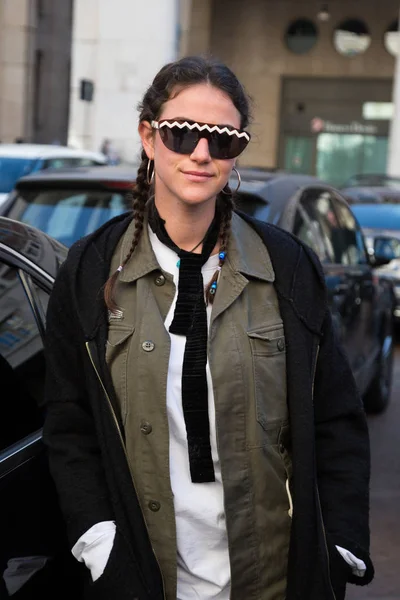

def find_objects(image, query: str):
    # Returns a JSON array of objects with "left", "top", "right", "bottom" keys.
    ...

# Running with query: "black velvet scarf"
[{"left": 148, "top": 201, "right": 219, "bottom": 483}]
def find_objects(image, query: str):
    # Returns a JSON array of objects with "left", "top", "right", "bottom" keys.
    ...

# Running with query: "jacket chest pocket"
[
  {"left": 247, "top": 325, "right": 288, "bottom": 446},
  {"left": 106, "top": 323, "right": 135, "bottom": 424}
]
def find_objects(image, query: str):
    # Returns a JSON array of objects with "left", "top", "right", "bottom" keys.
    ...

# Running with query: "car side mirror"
[{"left": 373, "top": 236, "right": 400, "bottom": 266}]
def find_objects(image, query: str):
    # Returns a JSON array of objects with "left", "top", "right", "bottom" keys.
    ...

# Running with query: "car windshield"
[
  {"left": 351, "top": 204, "right": 400, "bottom": 230},
  {"left": 9, "top": 188, "right": 131, "bottom": 246},
  {"left": 0, "top": 157, "right": 36, "bottom": 193}
]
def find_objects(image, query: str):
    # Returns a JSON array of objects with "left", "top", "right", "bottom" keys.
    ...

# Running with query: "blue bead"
[
  {"left": 219, "top": 251, "right": 226, "bottom": 260},
  {"left": 210, "top": 287, "right": 216, "bottom": 295},
  {"left": 211, "top": 282, "right": 217, "bottom": 289},
  {"left": 176, "top": 259, "right": 180, "bottom": 268}
]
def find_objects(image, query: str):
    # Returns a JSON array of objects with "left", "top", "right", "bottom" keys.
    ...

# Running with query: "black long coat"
[{"left": 43, "top": 212, "right": 374, "bottom": 599}]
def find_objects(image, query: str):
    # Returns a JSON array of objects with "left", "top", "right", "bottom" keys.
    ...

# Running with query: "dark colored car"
[
  {"left": 341, "top": 173, "right": 400, "bottom": 204},
  {"left": 0, "top": 218, "right": 84, "bottom": 597},
  {"left": 1, "top": 166, "right": 135, "bottom": 247},
  {"left": 234, "top": 172, "right": 395, "bottom": 414},
  {"left": 342, "top": 173, "right": 400, "bottom": 188},
  {"left": 351, "top": 202, "right": 400, "bottom": 322}
]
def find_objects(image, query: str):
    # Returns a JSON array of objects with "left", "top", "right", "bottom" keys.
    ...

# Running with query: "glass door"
[
  {"left": 284, "top": 136, "right": 314, "bottom": 175},
  {"left": 315, "top": 134, "right": 388, "bottom": 187}
]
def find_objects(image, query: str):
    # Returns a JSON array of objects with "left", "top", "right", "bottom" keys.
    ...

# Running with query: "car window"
[
  {"left": 42, "top": 158, "right": 78, "bottom": 169},
  {"left": 75, "top": 158, "right": 104, "bottom": 167},
  {"left": 297, "top": 189, "right": 345, "bottom": 263},
  {"left": 332, "top": 198, "right": 368, "bottom": 265},
  {"left": 42, "top": 157, "right": 103, "bottom": 170},
  {"left": 0, "top": 157, "right": 36, "bottom": 193},
  {"left": 8, "top": 188, "right": 130, "bottom": 247},
  {"left": 293, "top": 203, "right": 328, "bottom": 262},
  {"left": 0, "top": 262, "right": 47, "bottom": 452}
]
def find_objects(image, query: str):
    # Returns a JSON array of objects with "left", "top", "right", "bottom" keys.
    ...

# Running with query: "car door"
[
  {"left": 330, "top": 194, "right": 377, "bottom": 389},
  {"left": 0, "top": 256, "right": 83, "bottom": 598},
  {"left": 292, "top": 187, "right": 364, "bottom": 377}
]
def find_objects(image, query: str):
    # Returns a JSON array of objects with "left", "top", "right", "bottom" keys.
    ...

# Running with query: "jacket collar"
[
  {"left": 118, "top": 209, "right": 275, "bottom": 284},
  {"left": 228, "top": 212, "right": 275, "bottom": 282},
  {"left": 118, "top": 212, "right": 160, "bottom": 283}
]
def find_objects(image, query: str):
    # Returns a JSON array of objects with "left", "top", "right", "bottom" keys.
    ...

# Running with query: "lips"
[{"left": 182, "top": 170, "right": 213, "bottom": 177}]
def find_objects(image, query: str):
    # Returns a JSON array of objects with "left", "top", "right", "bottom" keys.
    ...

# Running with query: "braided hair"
[
  {"left": 104, "top": 55, "right": 251, "bottom": 311},
  {"left": 205, "top": 191, "right": 235, "bottom": 305}
]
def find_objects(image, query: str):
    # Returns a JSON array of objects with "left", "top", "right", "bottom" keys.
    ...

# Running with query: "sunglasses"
[{"left": 151, "top": 119, "right": 251, "bottom": 159}]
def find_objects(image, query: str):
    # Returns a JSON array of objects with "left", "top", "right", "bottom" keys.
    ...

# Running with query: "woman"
[{"left": 44, "top": 56, "right": 373, "bottom": 600}]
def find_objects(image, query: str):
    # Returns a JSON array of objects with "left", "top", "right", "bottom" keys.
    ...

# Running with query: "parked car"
[
  {"left": 234, "top": 172, "right": 395, "bottom": 414},
  {"left": 0, "top": 217, "right": 83, "bottom": 598},
  {"left": 0, "top": 144, "right": 106, "bottom": 208},
  {"left": 341, "top": 173, "right": 400, "bottom": 204},
  {"left": 1, "top": 166, "right": 134, "bottom": 247},
  {"left": 342, "top": 173, "right": 400, "bottom": 188},
  {"left": 350, "top": 202, "right": 400, "bottom": 322}
]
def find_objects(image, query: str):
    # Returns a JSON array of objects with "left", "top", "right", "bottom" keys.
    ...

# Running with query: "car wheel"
[{"left": 363, "top": 319, "right": 394, "bottom": 414}]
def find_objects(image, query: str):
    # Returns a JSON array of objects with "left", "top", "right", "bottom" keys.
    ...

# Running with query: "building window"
[
  {"left": 333, "top": 19, "right": 371, "bottom": 57},
  {"left": 384, "top": 20, "right": 399, "bottom": 56},
  {"left": 285, "top": 19, "right": 318, "bottom": 54},
  {"left": 363, "top": 102, "right": 394, "bottom": 120}
]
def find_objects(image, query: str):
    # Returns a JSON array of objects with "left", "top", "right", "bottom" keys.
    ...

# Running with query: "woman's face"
[{"left": 139, "top": 83, "right": 242, "bottom": 209}]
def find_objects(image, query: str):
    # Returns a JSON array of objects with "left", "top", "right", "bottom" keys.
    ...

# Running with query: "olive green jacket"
[{"left": 107, "top": 212, "right": 292, "bottom": 599}]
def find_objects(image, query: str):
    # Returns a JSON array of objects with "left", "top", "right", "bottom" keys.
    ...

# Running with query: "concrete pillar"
[
  {"left": 178, "top": 0, "right": 193, "bottom": 57},
  {"left": 387, "top": 6, "right": 400, "bottom": 176},
  {"left": 0, "top": 0, "right": 34, "bottom": 142},
  {"left": 180, "top": 0, "right": 212, "bottom": 57}
]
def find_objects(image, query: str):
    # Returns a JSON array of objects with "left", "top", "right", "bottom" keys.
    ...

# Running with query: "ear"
[{"left": 138, "top": 121, "right": 154, "bottom": 160}]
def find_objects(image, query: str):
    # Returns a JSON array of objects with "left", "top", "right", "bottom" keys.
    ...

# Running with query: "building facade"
[
  {"left": 181, "top": 0, "right": 399, "bottom": 185},
  {"left": 0, "top": 0, "right": 73, "bottom": 145},
  {"left": 68, "top": 0, "right": 178, "bottom": 164}
]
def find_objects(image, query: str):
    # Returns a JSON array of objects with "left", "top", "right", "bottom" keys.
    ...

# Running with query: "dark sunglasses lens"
[
  {"left": 159, "top": 126, "right": 198, "bottom": 154},
  {"left": 208, "top": 131, "right": 249, "bottom": 159}
]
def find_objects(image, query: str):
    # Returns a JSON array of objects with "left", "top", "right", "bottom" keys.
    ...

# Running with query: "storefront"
[{"left": 278, "top": 78, "right": 393, "bottom": 187}]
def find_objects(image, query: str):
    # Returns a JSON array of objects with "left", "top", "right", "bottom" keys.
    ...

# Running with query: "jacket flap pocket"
[
  {"left": 107, "top": 324, "right": 135, "bottom": 347},
  {"left": 247, "top": 326, "right": 286, "bottom": 356}
]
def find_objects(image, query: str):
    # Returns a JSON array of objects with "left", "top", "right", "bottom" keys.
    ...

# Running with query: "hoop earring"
[
  {"left": 221, "top": 166, "right": 241, "bottom": 195},
  {"left": 146, "top": 159, "right": 155, "bottom": 185}
]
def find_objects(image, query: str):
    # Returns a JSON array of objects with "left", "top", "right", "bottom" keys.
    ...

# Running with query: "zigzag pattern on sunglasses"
[{"left": 151, "top": 119, "right": 251, "bottom": 159}]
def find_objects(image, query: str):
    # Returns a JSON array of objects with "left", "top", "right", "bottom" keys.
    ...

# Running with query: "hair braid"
[
  {"left": 205, "top": 193, "right": 235, "bottom": 305},
  {"left": 104, "top": 150, "right": 150, "bottom": 312}
]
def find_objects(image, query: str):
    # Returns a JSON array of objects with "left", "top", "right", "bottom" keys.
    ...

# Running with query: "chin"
[{"left": 177, "top": 186, "right": 219, "bottom": 207}]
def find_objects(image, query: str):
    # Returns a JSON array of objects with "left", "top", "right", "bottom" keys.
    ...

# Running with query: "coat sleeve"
[
  {"left": 313, "top": 307, "right": 374, "bottom": 585},
  {"left": 43, "top": 262, "right": 114, "bottom": 547}
]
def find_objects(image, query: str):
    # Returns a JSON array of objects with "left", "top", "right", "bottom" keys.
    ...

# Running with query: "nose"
[{"left": 190, "top": 137, "right": 212, "bottom": 162}]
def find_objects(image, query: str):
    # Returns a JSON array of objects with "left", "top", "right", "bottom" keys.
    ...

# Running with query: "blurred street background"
[
  {"left": 1, "top": 0, "right": 400, "bottom": 597},
  {"left": 2, "top": 0, "right": 400, "bottom": 179}
]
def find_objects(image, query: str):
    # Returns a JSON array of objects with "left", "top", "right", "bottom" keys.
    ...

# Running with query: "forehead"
[{"left": 159, "top": 83, "right": 241, "bottom": 128}]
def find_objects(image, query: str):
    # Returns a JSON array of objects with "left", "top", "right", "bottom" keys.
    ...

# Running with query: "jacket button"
[
  {"left": 142, "top": 340, "right": 155, "bottom": 352},
  {"left": 277, "top": 338, "right": 285, "bottom": 352},
  {"left": 148, "top": 500, "right": 161, "bottom": 512},
  {"left": 155, "top": 274, "right": 166, "bottom": 286},
  {"left": 140, "top": 420, "right": 152, "bottom": 435}
]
